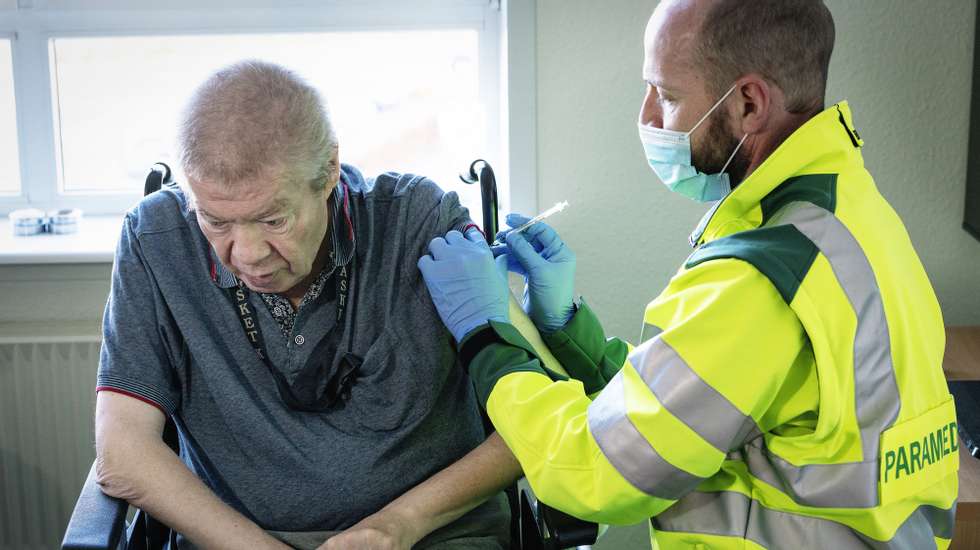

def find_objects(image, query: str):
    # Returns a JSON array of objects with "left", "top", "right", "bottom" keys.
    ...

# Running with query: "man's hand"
[
  {"left": 494, "top": 214, "right": 576, "bottom": 333},
  {"left": 321, "top": 433, "right": 520, "bottom": 549},
  {"left": 417, "top": 229, "right": 511, "bottom": 342},
  {"left": 320, "top": 509, "right": 420, "bottom": 550}
]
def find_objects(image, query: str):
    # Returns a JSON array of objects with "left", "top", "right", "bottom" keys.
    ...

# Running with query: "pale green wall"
[
  {"left": 536, "top": 0, "right": 980, "bottom": 344},
  {"left": 535, "top": 1, "right": 979, "bottom": 547}
]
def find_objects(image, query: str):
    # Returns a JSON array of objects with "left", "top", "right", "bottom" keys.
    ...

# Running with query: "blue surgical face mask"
[{"left": 638, "top": 84, "right": 748, "bottom": 202}]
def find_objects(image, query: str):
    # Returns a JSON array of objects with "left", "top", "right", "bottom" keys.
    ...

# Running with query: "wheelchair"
[{"left": 61, "top": 162, "right": 599, "bottom": 550}]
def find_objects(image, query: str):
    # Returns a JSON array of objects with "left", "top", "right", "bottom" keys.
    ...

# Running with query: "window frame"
[
  {"left": 0, "top": 0, "right": 523, "bottom": 216},
  {"left": 0, "top": 31, "right": 22, "bottom": 199}
]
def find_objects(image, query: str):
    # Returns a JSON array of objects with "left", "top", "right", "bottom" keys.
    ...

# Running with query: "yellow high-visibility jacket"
[{"left": 461, "top": 102, "right": 958, "bottom": 549}]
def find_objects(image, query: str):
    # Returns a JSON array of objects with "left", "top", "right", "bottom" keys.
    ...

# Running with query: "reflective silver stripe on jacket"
[
  {"left": 744, "top": 201, "right": 901, "bottom": 508},
  {"left": 590, "top": 199, "right": 902, "bottom": 509},
  {"left": 587, "top": 373, "right": 706, "bottom": 500},
  {"left": 627, "top": 337, "right": 760, "bottom": 453},
  {"left": 652, "top": 491, "right": 954, "bottom": 548},
  {"left": 738, "top": 437, "right": 882, "bottom": 508}
]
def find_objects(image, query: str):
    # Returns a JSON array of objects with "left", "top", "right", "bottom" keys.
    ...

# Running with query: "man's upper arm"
[
  {"left": 97, "top": 214, "right": 182, "bottom": 416},
  {"left": 96, "top": 390, "right": 167, "bottom": 446},
  {"left": 404, "top": 176, "right": 475, "bottom": 309},
  {"left": 94, "top": 390, "right": 168, "bottom": 501},
  {"left": 406, "top": 176, "right": 473, "bottom": 244}
]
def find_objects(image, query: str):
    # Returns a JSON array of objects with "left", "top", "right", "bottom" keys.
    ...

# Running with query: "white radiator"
[{"left": 0, "top": 337, "right": 101, "bottom": 550}]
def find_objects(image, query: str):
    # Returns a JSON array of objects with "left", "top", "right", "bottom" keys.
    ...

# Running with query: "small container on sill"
[
  {"left": 9, "top": 208, "right": 46, "bottom": 237},
  {"left": 48, "top": 208, "right": 83, "bottom": 235}
]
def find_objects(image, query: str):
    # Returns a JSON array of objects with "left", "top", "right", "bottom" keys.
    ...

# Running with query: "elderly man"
[
  {"left": 418, "top": 0, "right": 959, "bottom": 548},
  {"left": 94, "top": 60, "right": 519, "bottom": 549}
]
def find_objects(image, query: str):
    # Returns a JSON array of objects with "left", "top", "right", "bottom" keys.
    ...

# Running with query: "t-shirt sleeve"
[
  {"left": 96, "top": 214, "right": 182, "bottom": 415},
  {"left": 407, "top": 176, "right": 475, "bottom": 243}
]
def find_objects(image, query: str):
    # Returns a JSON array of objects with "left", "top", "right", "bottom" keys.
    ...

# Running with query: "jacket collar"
[{"left": 689, "top": 101, "right": 865, "bottom": 247}]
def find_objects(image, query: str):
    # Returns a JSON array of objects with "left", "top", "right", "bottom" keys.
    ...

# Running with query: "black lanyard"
[{"left": 224, "top": 255, "right": 361, "bottom": 412}]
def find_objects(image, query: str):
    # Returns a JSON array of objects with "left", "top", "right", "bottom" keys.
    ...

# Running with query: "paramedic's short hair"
[
  {"left": 694, "top": 0, "right": 835, "bottom": 114},
  {"left": 178, "top": 60, "right": 337, "bottom": 190}
]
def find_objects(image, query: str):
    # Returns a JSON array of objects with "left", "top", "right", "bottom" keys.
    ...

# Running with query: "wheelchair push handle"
[{"left": 459, "top": 159, "right": 499, "bottom": 246}]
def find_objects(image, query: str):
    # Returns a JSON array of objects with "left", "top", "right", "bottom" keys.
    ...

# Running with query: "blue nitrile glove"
[
  {"left": 418, "top": 229, "right": 511, "bottom": 343},
  {"left": 493, "top": 213, "right": 575, "bottom": 333}
]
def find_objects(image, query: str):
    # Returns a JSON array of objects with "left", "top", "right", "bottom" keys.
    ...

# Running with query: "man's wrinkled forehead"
[
  {"left": 186, "top": 170, "right": 298, "bottom": 219},
  {"left": 642, "top": 0, "right": 709, "bottom": 84}
]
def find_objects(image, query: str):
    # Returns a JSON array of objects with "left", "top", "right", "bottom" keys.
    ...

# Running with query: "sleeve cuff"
[
  {"left": 541, "top": 299, "right": 607, "bottom": 368},
  {"left": 540, "top": 299, "right": 628, "bottom": 394},
  {"left": 460, "top": 320, "right": 568, "bottom": 407},
  {"left": 96, "top": 387, "right": 170, "bottom": 416},
  {"left": 96, "top": 374, "right": 178, "bottom": 416}
]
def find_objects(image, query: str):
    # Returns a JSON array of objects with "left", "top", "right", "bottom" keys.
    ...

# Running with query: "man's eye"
[
  {"left": 263, "top": 218, "right": 286, "bottom": 228},
  {"left": 207, "top": 219, "right": 228, "bottom": 229}
]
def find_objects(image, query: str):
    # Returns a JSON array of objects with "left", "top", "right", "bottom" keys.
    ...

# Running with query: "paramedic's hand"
[
  {"left": 494, "top": 214, "right": 575, "bottom": 333},
  {"left": 418, "top": 229, "right": 510, "bottom": 343}
]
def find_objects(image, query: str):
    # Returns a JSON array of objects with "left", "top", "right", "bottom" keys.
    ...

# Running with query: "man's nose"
[
  {"left": 639, "top": 88, "right": 663, "bottom": 128},
  {"left": 230, "top": 225, "right": 271, "bottom": 267}
]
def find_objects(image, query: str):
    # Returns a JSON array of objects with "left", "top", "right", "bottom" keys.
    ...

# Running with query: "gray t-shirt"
[{"left": 97, "top": 165, "right": 508, "bottom": 541}]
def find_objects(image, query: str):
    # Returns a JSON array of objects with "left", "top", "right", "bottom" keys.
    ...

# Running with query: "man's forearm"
[
  {"left": 373, "top": 432, "right": 522, "bottom": 543},
  {"left": 98, "top": 436, "right": 286, "bottom": 550},
  {"left": 95, "top": 396, "right": 287, "bottom": 550}
]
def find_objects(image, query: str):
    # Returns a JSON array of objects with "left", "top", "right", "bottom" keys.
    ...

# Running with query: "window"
[
  {"left": 0, "top": 37, "right": 20, "bottom": 195},
  {"left": 2, "top": 1, "right": 506, "bottom": 217}
]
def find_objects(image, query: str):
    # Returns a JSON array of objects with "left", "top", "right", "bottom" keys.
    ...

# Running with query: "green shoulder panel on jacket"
[
  {"left": 685, "top": 225, "right": 820, "bottom": 305},
  {"left": 760, "top": 173, "right": 838, "bottom": 223}
]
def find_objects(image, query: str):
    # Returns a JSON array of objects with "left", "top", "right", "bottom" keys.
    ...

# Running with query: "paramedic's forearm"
[
  {"left": 378, "top": 431, "right": 522, "bottom": 543},
  {"left": 95, "top": 392, "right": 287, "bottom": 550}
]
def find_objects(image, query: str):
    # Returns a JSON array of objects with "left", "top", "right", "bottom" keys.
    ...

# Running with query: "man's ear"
[
  {"left": 323, "top": 143, "right": 341, "bottom": 196},
  {"left": 733, "top": 74, "right": 774, "bottom": 135}
]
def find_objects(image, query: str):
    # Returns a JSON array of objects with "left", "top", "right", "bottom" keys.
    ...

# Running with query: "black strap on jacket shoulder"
[{"left": 459, "top": 325, "right": 504, "bottom": 370}]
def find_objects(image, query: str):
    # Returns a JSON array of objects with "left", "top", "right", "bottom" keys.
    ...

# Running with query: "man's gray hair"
[
  {"left": 694, "top": 0, "right": 835, "bottom": 115},
  {"left": 178, "top": 60, "right": 338, "bottom": 190}
]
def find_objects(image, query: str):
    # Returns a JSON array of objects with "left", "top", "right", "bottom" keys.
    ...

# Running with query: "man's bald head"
[
  {"left": 178, "top": 60, "right": 339, "bottom": 191},
  {"left": 648, "top": 0, "right": 835, "bottom": 115},
  {"left": 644, "top": 0, "right": 711, "bottom": 74}
]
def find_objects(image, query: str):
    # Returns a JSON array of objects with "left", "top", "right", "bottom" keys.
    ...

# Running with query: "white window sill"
[{"left": 0, "top": 215, "right": 122, "bottom": 265}]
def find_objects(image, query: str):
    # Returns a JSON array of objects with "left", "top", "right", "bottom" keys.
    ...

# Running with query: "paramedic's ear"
[{"left": 732, "top": 75, "right": 774, "bottom": 137}]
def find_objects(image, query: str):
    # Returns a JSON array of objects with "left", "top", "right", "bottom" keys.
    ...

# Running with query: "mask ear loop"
[
  {"left": 717, "top": 133, "right": 749, "bottom": 176},
  {"left": 686, "top": 83, "right": 739, "bottom": 136}
]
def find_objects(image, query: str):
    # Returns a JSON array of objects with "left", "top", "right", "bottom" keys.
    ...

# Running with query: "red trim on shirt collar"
[{"left": 341, "top": 181, "right": 354, "bottom": 240}]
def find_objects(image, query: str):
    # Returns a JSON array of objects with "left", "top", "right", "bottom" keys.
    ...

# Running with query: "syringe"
[{"left": 492, "top": 201, "right": 570, "bottom": 245}]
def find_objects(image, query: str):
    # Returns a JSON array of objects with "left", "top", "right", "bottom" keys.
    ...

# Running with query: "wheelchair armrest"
[
  {"left": 62, "top": 461, "right": 129, "bottom": 550},
  {"left": 520, "top": 486, "right": 598, "bottom": 549}
]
